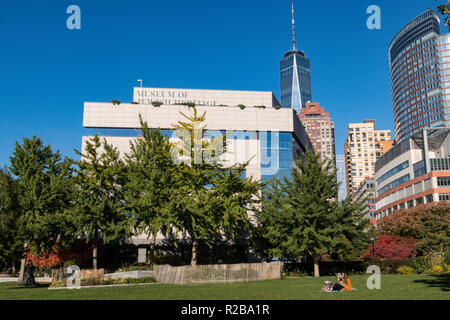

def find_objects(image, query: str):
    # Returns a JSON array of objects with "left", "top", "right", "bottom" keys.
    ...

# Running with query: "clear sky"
[{"left": 0, "top": 0, "right": 447, "bottom": 167}]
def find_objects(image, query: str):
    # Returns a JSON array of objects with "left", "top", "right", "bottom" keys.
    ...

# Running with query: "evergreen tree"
[
  {"left": 9, "top": 136, "right": 74, "bottom": 280},
  {"left": 0, "top": 167, "right": 23, "bottom": 272},
  {"left": 169, "top": 107, "right": 261, "bottom": 266},
  {"left": 124, "top": 115, "right": 175, "bottom": 266},
  {"left": 256, "top": 150, "right": 368, "bottom": 277},
  {"left": 72, "top": 134, "right": 132, "bottom": 269}
]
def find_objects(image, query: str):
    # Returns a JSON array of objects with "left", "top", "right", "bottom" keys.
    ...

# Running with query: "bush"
[
  {"left": 428, "top": 264, "right": 444, "bottom": 274},
  {"left": 116, "top": 263, "right": 153, "bottom": 273},
  {"left": 151, "top": 101, "right": 163, "bottom": 107},
  {"left": 238, "top": 104, "right": 246, "bottom": 110},
  {"left": 410, "top": 256, "right": 432, "bottom": 274},
  {"left": 397, "top": 265, "right": 414, "bottom": 274},
  {"left": 49, "top": 280, "right": 66, "bottom": 288},
  {"left": 255, "top": 105, "right": 266, "bottom": 109},
  {"left": 181, "top": 102, "right": 195, "bottom": 108},
  {"left": 110, "top": 99, "right": 121, "bottom": 105},
  {"left": 273, "top": 105, "right": 281, "bottom": 110}
]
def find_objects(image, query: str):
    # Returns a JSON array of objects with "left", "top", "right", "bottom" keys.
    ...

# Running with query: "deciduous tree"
[
  {"left": 9, "top": 137, "right": 74, "bottom": 280},
  {"left": 72, "top": 135, "right": 132, "bottom": 269}
]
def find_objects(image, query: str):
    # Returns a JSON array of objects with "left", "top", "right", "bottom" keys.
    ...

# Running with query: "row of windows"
[
  {"left": 378, "top": 174, "right": 410, "bottom": 196},
  {"left": 430, "top": 158, "right": 450, "bottom": 171},
  {"left": 392, "top": 54, "right": 438, "bottom": 100},
  {"left": 394, "top": 92, "right": 440, "bottom": 124},
  {"left": 439, "top": 194, "right": 450, "bottom": 201},
  {"left": 392, "top": 51, "right": 437, "bottom": 99},
  {"left": 395, "top": 99, "right": 440, "bottom": 128},
  {"left": 377, "top": 161, "right": 409, "bottom": 185},
  {"left": 437, "top": 177, "right": 450, "bottom": 186},
  {"left": 377, "top": 194, "right": 435, "bottom": 219}
]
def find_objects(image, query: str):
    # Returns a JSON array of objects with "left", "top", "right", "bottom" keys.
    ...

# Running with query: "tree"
[
  {"left": 72, "top": 134, "right": 133, "bottom": 269},
  {"left": 0, "top": 167, "right": 22, "bottom": 272},
  {"left": 255, "top": 150, "right": 368, "bottom": 277},
  {"left": 9, "top": 137, "right": 74, "bottom": 280},
  {"left": 124, "top": 115, "right": 175, "bottom": 266},
  {"left": 362, "top": 235, "right": 418, "bottom": 260},
  {"left": 258, "top": 150, "right": 337, "bottom": 277},
  {"left": 330, "top": 196, "right": 370, "bottom": 261},
  {"left": 169, "top": 107, "right": 261, "bottom": 266},
  {"left": 437, "top": 1, "right": 450, "bottom": 26},
  {"left": 378, "top": 203, "right": 450, "bottom": 258}
]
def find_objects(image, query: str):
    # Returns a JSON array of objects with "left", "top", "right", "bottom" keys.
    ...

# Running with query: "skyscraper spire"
[{"left": 292, "top": 3, "right": 296, "bottom": 50}]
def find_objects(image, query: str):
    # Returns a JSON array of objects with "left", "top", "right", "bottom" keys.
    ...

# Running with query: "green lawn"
[{"left": 0, "top": 274, "right": 448, "bottom": 300}]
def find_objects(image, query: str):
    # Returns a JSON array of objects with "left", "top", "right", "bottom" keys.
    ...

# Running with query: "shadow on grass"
[
  {"left": 413, "top": 274, "right": 450, "bottom": 292},
  {"left": 7, "top": 283, "right": 50, "bottom": 290}
]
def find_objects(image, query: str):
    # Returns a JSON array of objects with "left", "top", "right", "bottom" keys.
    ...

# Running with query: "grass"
[{"left": 0, "top": 274, "right": 448, "bottom": 300}]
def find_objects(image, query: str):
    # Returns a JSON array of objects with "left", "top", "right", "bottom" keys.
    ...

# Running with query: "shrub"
[
  {"left": 397, "top": 265, "right": 414, "bottom": 274},
  {"left": 151, "top": 101, "right": 163, "bottom": 107},
  {"left": 238, "top": 104, "right": 246, "bottom": 110},
  {"left": 255, "top": 105, "right": 266, "bottom": 109},
  {"left": 410, "top": 256, "right": 432, "bottom": 274},
  {"left": 362, "top": 235, "right": 418, "bottom": 260},
  {"left": 49, "top": 280, "right": 66, "bottom": 288},
  {"left": 273, "top": 105, "right": 281, "bottom": 110},
  {"left": 428, "top": 264, "right": 444, "bottom": 274},
  {"left": 110, "top": 99, "right": 121, "bottom": 105},
  {"left": 180, "top": 102, "right": 195, "bottom": 108}
]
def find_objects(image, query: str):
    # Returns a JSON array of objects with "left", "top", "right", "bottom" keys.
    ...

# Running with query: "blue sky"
[{"left": 0, "top": 0, "right": 447, "bottom": 167}]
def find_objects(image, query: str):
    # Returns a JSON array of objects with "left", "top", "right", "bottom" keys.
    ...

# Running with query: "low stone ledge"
[{"left": 103, "top": 270, "right": 154, "bottom": 280}]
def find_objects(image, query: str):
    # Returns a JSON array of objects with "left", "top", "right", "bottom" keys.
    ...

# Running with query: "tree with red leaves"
[{"left": 363, "top": 235, "right": 418, "bottom": 260}]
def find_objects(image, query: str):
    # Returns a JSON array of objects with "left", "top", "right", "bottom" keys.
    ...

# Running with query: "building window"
[
  {"left": 407, "top": 200, "right": 414, "bottom": 208},
  {"left": 439, "top": 194, "right": 450, "bottom": 201},
  {"left": 437, "top": 177, "right": 450, "bottom": 186},
  {"left": 416, "top": 197, "right": 424, "bottom": 205},
  {"left": 426, "top": 194, "right": 434, "bottom": 203}
]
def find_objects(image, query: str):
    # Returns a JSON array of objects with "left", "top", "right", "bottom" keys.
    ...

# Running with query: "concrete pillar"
[{"left": 137, "top": 245, "right": 147, "bottom": 263}]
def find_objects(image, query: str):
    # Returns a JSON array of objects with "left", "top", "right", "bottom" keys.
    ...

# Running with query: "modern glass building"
[
  {"left": 83, "top": 87, "right": 313, "bottom": 185},
  {"left": 82, "top": 87, "right": 313, "bottom": 260},
  {"left": 389, "top": 9, "right": 450, "bottom": 142},
  {"left": 279, "top": 4, "right": 312, "bottom": 113}
]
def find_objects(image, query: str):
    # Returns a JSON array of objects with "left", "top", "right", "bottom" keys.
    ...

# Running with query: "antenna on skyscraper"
[{"left": 292, "top": 3, "right": 296, "bottom": 51}]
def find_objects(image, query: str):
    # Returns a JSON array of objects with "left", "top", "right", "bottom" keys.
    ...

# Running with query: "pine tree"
[
  {"left": 72, "top": 134, "right": 132, "bottom": 269},
  {"left": 169, "top": 107, "right": 261, "bottom": 266},
  {"left": 9, "top": 136, "right": 74, "bottom": 280},
  {"left": 124, "top": 115, "right": 175, "bottom": 266}
]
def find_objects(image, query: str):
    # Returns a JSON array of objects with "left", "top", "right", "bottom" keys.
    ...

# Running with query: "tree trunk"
[
  {"left": 148, "top": 234, "right": 157, "bottom": 267},
  {"left": 191, "top": 239, "right": 198, "bottom": 267},
  {"left": 18, "top": 242, "right": 27, "bottom": 282},
  {"left": 93, "top": 232, "right": 98, "bottom": 270},
  {"left": 313, "top": 255, "right": 320, "bottom": 278}
]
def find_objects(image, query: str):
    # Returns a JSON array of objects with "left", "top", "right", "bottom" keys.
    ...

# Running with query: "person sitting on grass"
[
  {"left": 341, "top": 273, "right": 353, "bottom": 292},
  {"left": 332, "top": 273, "right": 345, "bottom": 291}
]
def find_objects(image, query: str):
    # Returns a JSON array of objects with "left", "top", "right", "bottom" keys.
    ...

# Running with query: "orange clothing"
[{"left": 341, "top": 278, "right": 353, "bottom": 291}]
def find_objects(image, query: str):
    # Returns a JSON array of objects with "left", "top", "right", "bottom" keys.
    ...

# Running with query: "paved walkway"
[{"left": 0, "top": 277, "right": 51, "bottom": 283}]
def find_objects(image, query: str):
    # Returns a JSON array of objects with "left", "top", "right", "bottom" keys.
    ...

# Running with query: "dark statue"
[{"left": 21, "top": 262, "right": 37, "bottom": 287}]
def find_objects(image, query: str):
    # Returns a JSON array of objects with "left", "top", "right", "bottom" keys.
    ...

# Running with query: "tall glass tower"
[
  {"left": 389, "top": 9, "right": 450, "bottom": 142},
  {"left": 280, "top": 4, "right": 312, "bottom": 113}
]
